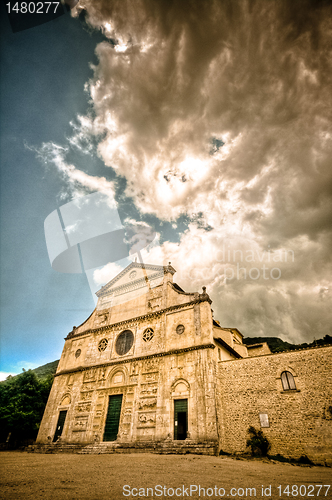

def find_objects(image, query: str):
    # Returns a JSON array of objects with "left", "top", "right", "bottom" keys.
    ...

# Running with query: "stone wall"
[
  {"left": 37, "top": 344, "right": 219, "bottom": 449},
  {"left": 217, "top": 346, "right": 332, "bottom": 464}
]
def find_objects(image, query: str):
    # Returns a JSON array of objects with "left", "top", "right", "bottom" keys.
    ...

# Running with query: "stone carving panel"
[
  {"left": 95, "top": 312, "right": 109, "bottom": 326},
  {"left": 131, "top": 361, "right": 140, "bottom": 375},
  {"left": 138, "top": 398, "right": 157, "bottom": 410},
  {"left": 147, "top": 298, "right": 161, "bottom": 310},
  {"left": 75, "top": 402, "right": 91, "bottom": 413},
  {"left": 111, "top": 372, "right": 124, "bottom": 385},
  {"left": 109, "top": 387, "right": 123, "bottom": 395},
  {"left": 99, "top": 367, "right": 107, "bottom": 380},
  {"left": 140, "top": 383, "right": 158, "bottom": 396},
  {"left": 138, "top": 412, "right": 156, "bottom": 426},
  {"left": 73, "top": 416, "right": 88, "bottom": 432},
  {"left": 143, "top": 358, "right": 160, "bottom": 372},
  {"left": 143, "top": 372, "right": 158, "bottom": 383},
  {"left": 84, "top": 369, "right": 97, "bottom": 383},
  {"left": 80, "top": 391, "right": 93, "bottom": 401}
]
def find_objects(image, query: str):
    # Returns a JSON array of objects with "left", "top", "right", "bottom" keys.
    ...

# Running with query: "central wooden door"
[{"left": 103, "top": 394, "right": 123, "bottom": 441}]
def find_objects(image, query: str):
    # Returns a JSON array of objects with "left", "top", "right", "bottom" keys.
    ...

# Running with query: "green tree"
[{"left": 0, "top": 370, "right": 53, "bottom": 447}]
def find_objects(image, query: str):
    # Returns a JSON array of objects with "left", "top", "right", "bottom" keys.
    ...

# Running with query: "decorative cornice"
[
  {"left": 66, "top": 295, "right": 212, "bottom": 339},
  {"left": 55, "top": 343, "right": 216, "bottom": 377}
]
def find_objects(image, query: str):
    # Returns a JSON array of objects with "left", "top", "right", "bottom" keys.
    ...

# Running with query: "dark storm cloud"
[{"left": 66, "top": 0, "right": 332, "bottom": 342}]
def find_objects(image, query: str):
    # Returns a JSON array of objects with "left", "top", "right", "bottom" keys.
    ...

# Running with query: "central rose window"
[{"left": 115, "top": 330, "right": 134, "bottom": 355}]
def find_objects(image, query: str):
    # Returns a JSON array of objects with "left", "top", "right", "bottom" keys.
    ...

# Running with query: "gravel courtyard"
[{"left": 0, "top": 452, "right": 331, "bottom": 500}]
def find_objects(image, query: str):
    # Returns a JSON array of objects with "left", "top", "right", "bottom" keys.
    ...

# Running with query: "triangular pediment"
[{"left": 96, "top": 262, "right": 175, "bottom": 297}]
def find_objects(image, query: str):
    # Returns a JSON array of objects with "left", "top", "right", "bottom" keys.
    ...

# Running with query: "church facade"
[{"left": 36, "top": 263, "right": 332, "bottom": 464}]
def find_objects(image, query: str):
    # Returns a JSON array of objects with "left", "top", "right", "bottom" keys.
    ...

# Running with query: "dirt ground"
[{"left": 0, "top": 451, "right": 331, "bottom": 500}]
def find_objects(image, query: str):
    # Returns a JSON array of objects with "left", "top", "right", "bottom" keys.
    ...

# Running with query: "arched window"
[{"left": 281, "top": 371, "right": 296, "bottom": 391}]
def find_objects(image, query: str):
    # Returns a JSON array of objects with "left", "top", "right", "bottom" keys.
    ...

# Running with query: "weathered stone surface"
[{"left": 36, "top": 262, "right": 332, "bottom": 462}]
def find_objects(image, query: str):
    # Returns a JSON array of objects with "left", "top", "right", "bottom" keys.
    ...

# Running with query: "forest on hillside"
[
  {"left": 243, "top": 335, "right": 332, "bottom": 352},
  {"left": 0, "top": 368, "right": 54, "bottom": 448}
]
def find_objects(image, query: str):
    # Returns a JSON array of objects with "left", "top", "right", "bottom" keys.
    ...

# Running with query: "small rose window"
[
  {"left": 75, "top": 349, "right": 81, "bottom": 358},
  {"left": 98, "top": 338, "right": 108, "bottom": 352},
  {"left": 176, "top": 324, "right": 185, "bottom": 335},
  {"left": 143, "top": 328, "right": 154, "bottom": 342}
]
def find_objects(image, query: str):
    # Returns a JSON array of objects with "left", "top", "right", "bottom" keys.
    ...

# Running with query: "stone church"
[{"left": 36, "top": 263, "right": 332, "bottom": 464}]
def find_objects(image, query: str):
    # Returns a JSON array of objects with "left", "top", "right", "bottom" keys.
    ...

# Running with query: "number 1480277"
[{"left": 6, "top": 2, "right": 60, "bottom": 14}]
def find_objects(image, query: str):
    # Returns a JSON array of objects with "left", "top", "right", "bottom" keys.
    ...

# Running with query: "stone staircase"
[{"left": 27, "top": 440, "right": 218, "bottom": 455}]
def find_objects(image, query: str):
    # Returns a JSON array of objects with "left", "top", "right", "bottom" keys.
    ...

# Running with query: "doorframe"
[
  {"left": 102, "top": 393, "right": 124, "bottom": 442},
  {"left": 173, "top": 397, "right": 189, "bottom": 440},
  {"left": 53, "top": 409, "right": 68, "bottom": 442}
]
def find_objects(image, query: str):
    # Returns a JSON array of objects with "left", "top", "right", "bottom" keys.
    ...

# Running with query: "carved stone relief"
[
  {"left": 75, "top": 402, "right": 91, "bottom": 413},
  {"left": 109, "top": 387, "right": 123, "bottom": 395},
  {"left": 140, "top": 383, "right": 158, "bottom": 396},
  {"left": 73, "top": 416, "right": 88, "bottom": 432},
  {"left": 99, "top": 366, "right": 107, "bottom": 380},
  {"left": 138, "top": 412, "right": 156, "bottom": 426},
  {"left": 138, "top": 398, "right": 157, "bottom": 410},
  {"left": 96, "top": 312, "right": 109, "bottom": 326},
  {"left": 131, "top": 361, "right": 139, "bottom": 375},
  {"left": 143, "top": 372, "right": 158, "bottom": 383},
  {"left": 111, "top": 372, "right": 124, "bottom": 384},
  {"left": 80, "top": 391, "right": 93, "bottom": 401},
  {"left": 143, "top": 358, "right": 160, "bottom": 372},
  {"left": 147, "top": 298, "right": 161, "bottom": 310},
  {"left": 84, "top": 369, "right": 97, "bottom": 383}
]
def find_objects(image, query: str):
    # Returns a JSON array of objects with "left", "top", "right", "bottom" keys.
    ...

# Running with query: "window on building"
[
  {"left": 115, "top": 330, "right": 134, "bottom": 355},
  {"left": 143, "top": 328, "right": 154, "bottom": 342},
  {"left": 98, "top": 338, "right": 108, "bottom": 352},
  {"left": 281, "top": 371, "right": 296, "bottom": 391}
]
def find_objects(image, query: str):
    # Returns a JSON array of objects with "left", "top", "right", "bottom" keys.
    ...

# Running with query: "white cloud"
[
  {"left": 64, "top": 0, "right": 332, "bottom": 343},
  {"left": 93, "top": 261, "right": 124, "bottom": 286},
  {"left": 30, "top": 142, "right": 116, "bottom": 202},
  {"left": 0, "top": 371, "right": 19, "bottom": 381}
]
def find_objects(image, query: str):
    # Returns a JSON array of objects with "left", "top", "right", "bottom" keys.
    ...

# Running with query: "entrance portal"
[
  {"left": 174, "top": 399, "right": 188, "bottom": 440},
  {"left": 103, "top": 394, "right": 123, "bottom": 441},
  {"left": 53, "top": 410, "right": 67, "bottom": 442}
]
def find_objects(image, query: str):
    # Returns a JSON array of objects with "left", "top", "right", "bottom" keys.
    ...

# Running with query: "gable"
[{"left": 96, "top": 262, "right": 175, "bottom": 298}]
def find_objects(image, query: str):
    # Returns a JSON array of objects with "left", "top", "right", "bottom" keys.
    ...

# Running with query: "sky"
[{"left": 1, "top": 0, "right": 332, "bottom": 380}]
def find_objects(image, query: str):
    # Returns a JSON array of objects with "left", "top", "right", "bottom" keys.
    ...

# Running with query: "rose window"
[
  {"left": 176, "top": 324, "right": 185, "bottom": 335},
  {"left": 143, "top": 328, "right": 154, "bottom": 342},
  {"left": 98, "top": 338, "right": 108, "bottom": 352},
  {"left": 115, "top": 330, "right": 134, "bottom": 355},
  {"left": 75, "top": 349, "right": 81, "bottom": 358},
  {"left": 129, "top": 270, "right": 137, "bottom": 280}
]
